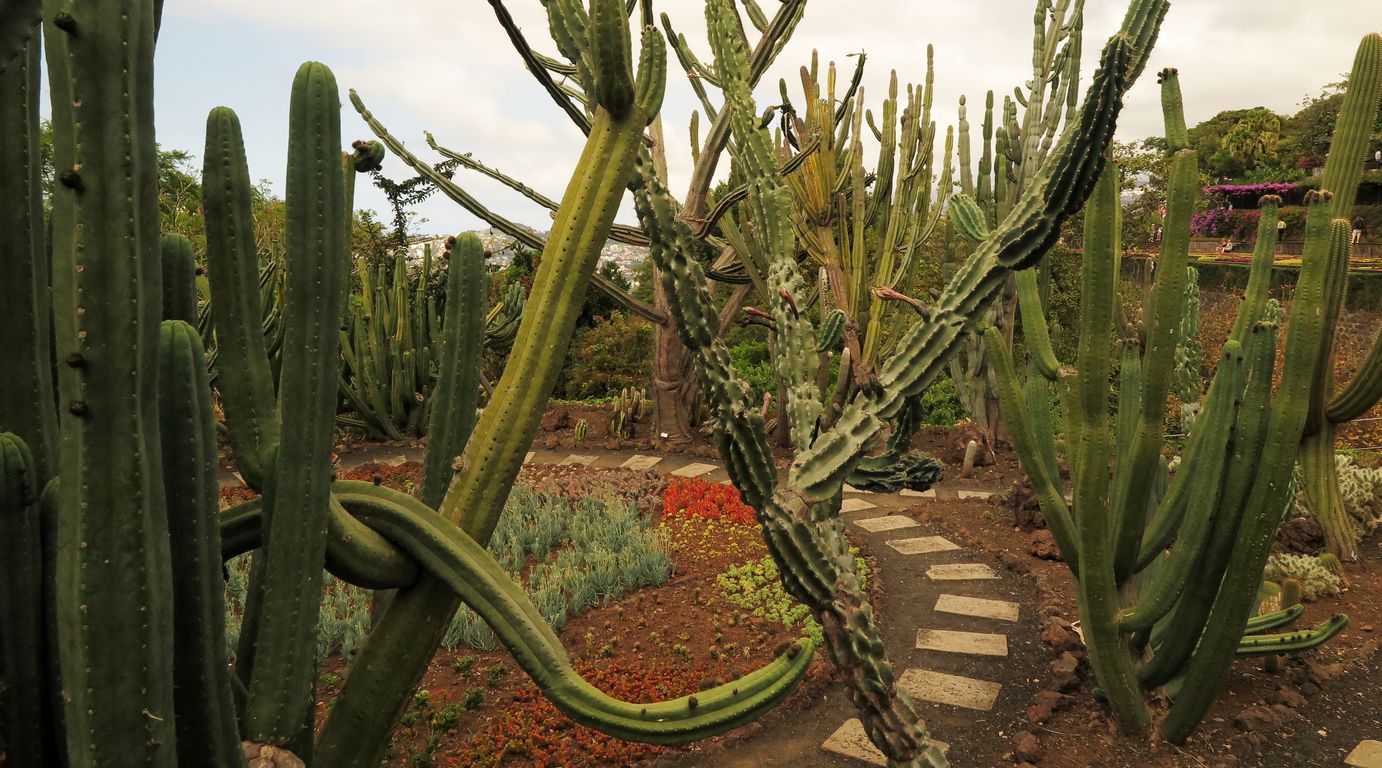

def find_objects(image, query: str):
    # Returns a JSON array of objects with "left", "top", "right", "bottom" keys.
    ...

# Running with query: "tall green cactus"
[
  {"left": 990, "top": 65, "right": 1355, "bottom": 742},
  {"left": 1296, "top": 33, "right": 1382, "bottom": 562}
]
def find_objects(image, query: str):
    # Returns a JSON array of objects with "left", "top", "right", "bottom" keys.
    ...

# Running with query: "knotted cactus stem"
[
  {"left": 203, "top": 106, "right": 280, "bottom": 491},
  {"left": 0, "top": 433, "right": 58, "bottom": 767},
  {"left": 157, "top": 321, "right": 242, "bottom": 768},
  {"left": 316, "top": 8, "right": 668, "bottom": 765},
  {"left": 242, "top": 61, "right": 349, "bottom": 745},
  {"left": 161, "top": 234, "right": 200, "bottom": 324},
  {"left": 0, "top": 35, "right": 55, "bottom": 482},
  {"left": 43, "top": 0, "right": 177, "bottom": 762}
]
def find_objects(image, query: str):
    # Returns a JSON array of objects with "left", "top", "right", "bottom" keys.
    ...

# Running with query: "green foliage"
[
  {"left": 559, "top": 311, "right": 653, "bottom": 400},
  {"left": 716, "top": 550, "right": 869, "bottom": 646},
  {"left": 915, "top": 375, "right": 967, "bottom": 429},
  {"left": 726, "top": 333, "right": 777, "bottom": 402}
]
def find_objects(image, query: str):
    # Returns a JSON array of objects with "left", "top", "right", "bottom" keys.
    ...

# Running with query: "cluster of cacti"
[
  {"left": 946, "top": 0, "right": 1089, "bottom": 447},
  {"left": 990, "top": 54, "right": 1374, "bottom": 740},
  {"left": 608, "top": 386, "right": 646, "bottom": 438},
  {"left": 0, "top": 3, "right": 822, "bottom": 766},
  {"left": 1327, "top": 453, "right": 1382, "bottom": 536},
  {"left": 573, "top": 418, "right": 589, "bottom": 441},
  {"left": 1262, "top": 553, "right": 1345, "bottom": 601},
  {"left": 631, "top": 0, "right": 1170, "bottom": 761},
  {"left": 338, "top": 239, "right": 528, "bottom": 441}
]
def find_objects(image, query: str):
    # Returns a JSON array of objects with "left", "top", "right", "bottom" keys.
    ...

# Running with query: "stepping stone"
[
  {"left": 957, "top": 490, "right": 993, "bottom": 500},
  {"left": 841, "top": 497, "right": 877, "bottom": 513},
  {"left": 886, "top": 536, "right": 960, "bottom": 556},
  {"left": 523, "top": 451, "right": 535, "bottom": 464},
  {"left": 899, "top": 488, "right": 937, "bottom": 498},
  {"left": 852, "top": 515, "right": 920, "bottom": 533},
  {"left": 898, "top": 668, "right": 1003, "bottom": 711},
  {"left": 821, "top": 718, "right": 949, "bottom": 766},
  {"left": 620, "top": 454, "right": 662, "bottom": 470},
  {"left": 934, "top": 594, "right": 1020, "bottom": 622},
  {"left": 669, "top": 462, "right": 717, "bottom": 477},
  {"left": 842, "top": 483, "right": 874, "bottom": 494},
  {"left": 558, "top": 454, "right": 597, "bottom": 466},
  {"left": 1348, "top": 741, "right": 1382, "bottom": 768},
  {"left": 926, "top": 563, "right": 999, "bottom": 581},
  {"left": 916, "top": 628, "right": 1009, "bottom": 657}
]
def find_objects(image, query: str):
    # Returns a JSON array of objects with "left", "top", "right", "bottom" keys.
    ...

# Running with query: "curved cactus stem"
[
  {"left": 330, "top": 481, "right": 815, "bottom": 744},
  {"left": 1014, "top": 267, "right": 1061, "bottom": 380},
  {"left": 1242, "top": 604, "right": 1305, "bottom": 635},
  {"left": 1233, "top": 615, "right": 1349, "bottom": 657}
]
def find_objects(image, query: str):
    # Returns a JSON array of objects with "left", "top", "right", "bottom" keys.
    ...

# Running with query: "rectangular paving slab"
[
  {"left": 523, "top": 451, "right": 535, "bottom": 464},
  {"left": 821, "top": 718, "right": 949, "bottom": 766},
  {"left": 957, "top": 490, "right": 994, "bottom": 500},
  {"left": 934, "top": 594, "right": 1020, "bottom": 622},
  {"left": 916, "top": 628, "right": 1009, "bottom": 657},
  {"left": 898, "top": 668, "right": 1003, "bottom": 711},
  {"left": 886, "top": 536, "right": 960, "bottom": 556},
  {"left": 669, "top": 462, "right": 717, "bottom": 477},
  {"left": 899, "top": 488, "right": 937, "bottom": 498},
  {"left": 840, "top": 497, "right": 878, "bottom": 513},
  {"left": 1347, "top": 741, "right": 1382, "bottom": 768},
  {"left": 558, "top": 454, "right": 597, "bottom": 466},
  {"left": 852, "top": 515, "right": 920, "bottom": 533},
  {"left": 842, "top": 483, "right": 873, "bottom": 494},
  {"left": 925, "top": 563, "right": 999, "bottom": 581},
  {"left": 619, "top": 454, "right": 662, "bottom": 470}
]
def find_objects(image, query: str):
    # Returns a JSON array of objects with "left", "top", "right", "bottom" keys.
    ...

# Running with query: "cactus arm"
[
  {"left": 421, "top": 233, "right": 487, "bottom": 508},
  {"left": 1233, "top": 615, "right": 1349, "bottom": 658},
  {"left": 242, "top": 61, "right": 349, "bottom": 745},
  {"left": 0, "top": 0, "right": 40, "bottom": 74},
  {"left": 332, "top": 482, "right": 814, "bottom": 744},
  {"left": 1063, "top": 161, "right": 1151, "bottom": 736},
  {"left": 1227, "top": 196, "right": 1283, "bottom": 344},
  {"left": 1117, "top": 342, "right": 1241, "bottom": 632},
  {"left": 0, "top": 36, "right": 55, "bottom": 481},
  {"left": 157, "top": 322, "right": 243, "bottom": 768},
  {"left": 983, "top": 327, "right": 1078, "bottom": 566},
  {"left": 1108, "top": 148, "right": 1196, "bottom": 583},
  {"left": 1321, "top": 34, "right": 1382, "bottom": 222},
  {"left": 1243, "top": 604, "right": 1306, "bottom": 635},
  {"left": 202, "top": 106, "right": 281, "bottom": 490},
  {"left": 1158, "top": 67, "right": 1188, "bottom": 151},
  {"left": 0, "top": 433, "right": 60, "bottom": 766},
  {"left": 1015, "top": 267, "right": 1061, "bottom": 379},
  {"left": 483, "top": 0, "right": 593, "bottom": 133},
  {"left": 1160, "top": 213, "right": 1351, "bottom": 743},
  {"left": 948, "top": 193, "right": 991, "bottom": 244},
  {"left": 447, "top": 9, "right": 664, "bottom": 542}
]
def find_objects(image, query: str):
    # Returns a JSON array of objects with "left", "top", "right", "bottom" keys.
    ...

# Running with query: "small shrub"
[
  {"left": 663, "top": 477, "right": 757, "bottom": 525},
  {"left": 561, "top": 311, "right": 652, "bottom": 400},
  {"left": 1262, "top": 553, "right": 1344, "bottom": 601}
]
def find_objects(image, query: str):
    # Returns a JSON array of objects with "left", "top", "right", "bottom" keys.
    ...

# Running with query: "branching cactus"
[
  {"left": 1295, "top": 33, "right": 1382, "bottom": 562},
  {"left": 988, "top": 64, "right": 1357, "bottom": 743},
  {"left": 630, "top": 1, "right": 1170, "bottom": 764}
]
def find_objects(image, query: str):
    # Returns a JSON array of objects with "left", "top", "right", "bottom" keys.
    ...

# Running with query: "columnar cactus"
[
  {"left": 1296, "top": 33, "right": 1382, "bottom": 562},
  {"left": 989, "top": 65, "right": 1356, "bottom": 742}
]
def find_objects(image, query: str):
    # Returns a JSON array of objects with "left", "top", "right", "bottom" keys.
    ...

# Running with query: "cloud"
[{"left": 161, "top": 0, "right": 1380, "bottom": 234}]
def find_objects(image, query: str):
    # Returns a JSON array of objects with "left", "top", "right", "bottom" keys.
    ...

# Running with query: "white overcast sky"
[{"left": 145, "top": 1, "right": 1381, "bottom": 234}]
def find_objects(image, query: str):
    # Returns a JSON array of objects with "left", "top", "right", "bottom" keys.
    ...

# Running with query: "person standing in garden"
[{"left": 1354, "top": 215, "right": 1366, "bottom": 244}]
